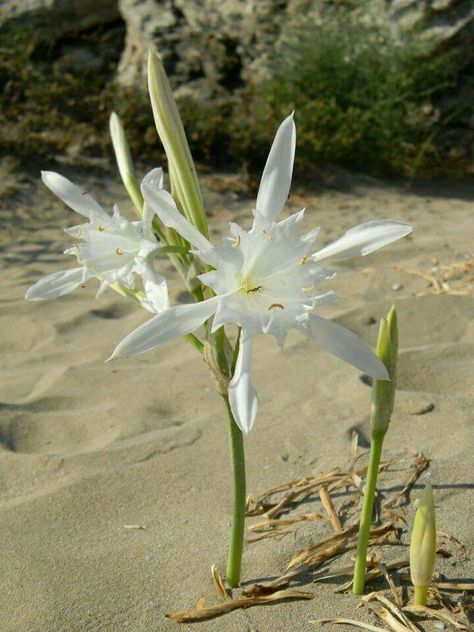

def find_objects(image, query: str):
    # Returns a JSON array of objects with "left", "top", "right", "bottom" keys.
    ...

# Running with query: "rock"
[
  {"left": 0, "top": 1, "right": 120, "bottom": 44},
  {"left": 116, "top": 0, "right": 291, "bottom": 99}
]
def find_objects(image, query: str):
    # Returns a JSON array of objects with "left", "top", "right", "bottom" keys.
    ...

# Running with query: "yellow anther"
[
  {"left": 302, "top": 284, "right": 317, "bottom": 292},
  {"left": 231, "top": 235, "right": 241, "bottom": 248},
  {"left": 268, "top": 303, "right": 284, "bottom": 310},
  {"left": 247, "top": 285, "right": 262, "bottom": 294},
  {"left": 97, "top": 225, "right": 105, "bottom": 232},
  {"left": 115, "top": 247, "right": 124, "bottom": 256},
  {"left": 299, "top": 255, "right": 308, "bottom": 266}
]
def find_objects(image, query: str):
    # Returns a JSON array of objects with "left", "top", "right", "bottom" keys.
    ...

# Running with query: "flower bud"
[
  {"left": 109, "top": 112, "right": 143, "bottom": 216},
  {"left": 147, "top": 51, "right": 208, "bottom": 238},
  {"left": 370, "top": 305, "right": 398, "bottom": 437},
  {"left": 410, "top": 482, "right": 436, "bottom": 605}
]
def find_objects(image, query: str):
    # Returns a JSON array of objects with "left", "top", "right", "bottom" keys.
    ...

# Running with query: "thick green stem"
[
  {"left": 222, "top": 394, "right": 246, "bottom": 588},
  {"left": 414, "top": 585, "right": 428, "bottom": 606},
  {"left": 352, "top": 431, "right": 385, "bottom": 595}
]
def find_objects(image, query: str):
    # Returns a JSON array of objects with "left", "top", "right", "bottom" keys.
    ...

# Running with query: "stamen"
[
  {"left": 268, "top": 303, "right": 284, "bottom": 310},
  {"left": 302, "top": 284, "right": 317, "bottom": 292},
  {"left": 231, "top": 235, "right": 241, "bottom": 248},
  {"left": 115, "top": 247, "right": 124, "bottom": 256},
  {"left": 97, "top": 225, "right": 105, "bottom": 232},
  {"left": 247, "top": 285, "right": 262, "bottom": 294},
  {"left": 262, "top": 230, "right": 273, "bottom": 240},
  {"left": 300, "top": 255, "right": 308, "bottom": 266}
]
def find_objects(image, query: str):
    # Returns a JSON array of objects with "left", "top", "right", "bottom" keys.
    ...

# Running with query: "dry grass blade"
[
  {"left": 377, "top": 607, "right": 414, "bottom": 632},
  {"left": 313, "top": 558, "right": 410, "bottom": 586},
  {"left": 310, "top": 618, "right": 389, "bottom": 632},
  {"left": 404, "top": 605, "right": 471, "bottom": 630},
  {"left": 290, "top": 522, "right": 397, "bottom": 570},
  {"left": 364, "top": 593, "right": 420, "bottom": 632},
  {"left": 384, "top": 453, "right": 429, "bottom": 508},
  {"left": 246, "top": 529, "right": 291, "bottom": 543},
  {"left": 248, "top": 513, "right": 323, "bottom": 533},
  {"left": 166, "top": 589, "right": 313, "bottom": 622},
  {"left": 378, "top": 563, "right": 402, "bottom": 606},
  {"left": 319, "top": 486, "right": 342, "bottom": 532},
  {"left": 211, "top": 564, "right": 229, "bottom": 601},
  {"left": 398, "top": 573, "right": 474, "bottom": 592}
]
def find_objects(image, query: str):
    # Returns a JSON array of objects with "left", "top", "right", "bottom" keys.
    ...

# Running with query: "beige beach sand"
[{"left": 0, "top": 165, "right": 473, "bottom": 631}]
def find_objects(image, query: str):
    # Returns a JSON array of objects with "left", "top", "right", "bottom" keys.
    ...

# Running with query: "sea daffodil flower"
[
  {"left": 25, "top": 169, "right": 169, "bottom": 314},
  {"left": 110, "top": 114, "right": 413, "bottom": 433}
]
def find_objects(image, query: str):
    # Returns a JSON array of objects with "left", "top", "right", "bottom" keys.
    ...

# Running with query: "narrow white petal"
[
  {"left": 141, "top": 180, "right": 212, "bottom": 251},
  {"left": 25, "top": 267, "right": 86, "bottom": 301},
  {"left": 109, "top": 297, "right": 218, "bottom": 359},
  {"left": 41, "top": 171, "right": 109, "bottom": 222},
  {"left": 256, "top": 113, "right": 296, "bottom": 223},
  {"left": 228, "top": 334, "right": 259, "bottom": 433},
  {"left": 313, "top": 220, "right": 413, "bottom": 262},
  {"left": 306, "top": 315, "right": 389, "bottom": 379}
]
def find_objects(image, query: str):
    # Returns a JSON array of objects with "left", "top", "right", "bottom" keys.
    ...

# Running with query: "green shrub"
[{"left": 231, "top": 3, "right": 461, "bottom": 177}]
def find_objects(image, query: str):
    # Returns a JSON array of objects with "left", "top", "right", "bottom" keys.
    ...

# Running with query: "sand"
[{"left": 0, "top": 163, "right": 473, "bottom": 631}]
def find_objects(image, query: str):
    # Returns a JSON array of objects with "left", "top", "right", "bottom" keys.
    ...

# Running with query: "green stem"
[
  {"left": 184, "top": 333, "right": 204, "bottom": 354},
  {"left": 352, "top": 431, "right": 385, "bottom": 595},
  {"left": 222, "top": 394, "right": 246, "bottom": 588},
  {"left": 414, "top": 585, "right": 428, "bottom": 606}
]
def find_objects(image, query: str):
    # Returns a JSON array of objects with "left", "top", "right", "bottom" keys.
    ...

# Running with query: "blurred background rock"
[{"left": 0, "top": 0, "right": 472, "bottom": 180}]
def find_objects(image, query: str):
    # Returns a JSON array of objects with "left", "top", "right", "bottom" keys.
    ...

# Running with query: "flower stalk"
[
  {"left": 353, "top": 306, "right": 398, "bottom": 595},
  {"left": 222, "top": 393, "right": 246, "bottom": 588},
  {"left": 410, "top": 482, "right": 436, "bottom": 605}
]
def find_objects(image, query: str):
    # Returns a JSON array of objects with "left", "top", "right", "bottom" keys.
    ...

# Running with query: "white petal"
[
  {"left": 256, "top": 113, "right": 296, "bottom": 223},
  {"left": 141, "top": 167, "right": 164, "bottom": 190},
  {"left": 41, "top": 171, "right": 109, "bottom": 222},
  {"left": 141, "top": 267, "right": 169, "bottom": 313},
  {"left": 313, "top": 220, "right": 413, "bottom": 262},
  {"left": 228, "top": 333, "right": 259, "bottom": 433},
  {"left": 25, "top": 267, "right": 86, "bottom": 301},
  {"left": 141, "top": 180, "right": 212, "bottom": 251},
  {"left": 109, "top": 297, "right": 218, "bottom": 359},
  {"left": 306, "top": 314, "right": 389, "bottom": 379}
]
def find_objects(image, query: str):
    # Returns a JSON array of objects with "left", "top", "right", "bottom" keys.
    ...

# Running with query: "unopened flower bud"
[
  {"left": 370, "top": 305, "right": 398, "bottom": 437},
  {"left": 109, "top": 112, "right": 143, "bottom": 216},
  {"left": 410, "top": 482, "right": 436, "bottom": 605}
]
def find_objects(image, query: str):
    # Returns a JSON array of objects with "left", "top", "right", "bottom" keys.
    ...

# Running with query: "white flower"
[
  {"left": 110, "top": 114, "right": 412, "bottom": 433},
  {"left": 25, "top": 169, "right": 169, "bottom": 314}
]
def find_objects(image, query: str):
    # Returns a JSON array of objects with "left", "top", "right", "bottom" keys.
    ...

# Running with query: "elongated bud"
[
  {"left": 109, "top": 112, "right": 144, "bottom": 216},
  {"left": 147, "top": 51, "right": 208, "bottom": 238},
  {"left": 370, "top": 305, "right": 398, "bottom": 437},
  {"left": 410, "top": 482, "right": 436, "bottom": 605}
]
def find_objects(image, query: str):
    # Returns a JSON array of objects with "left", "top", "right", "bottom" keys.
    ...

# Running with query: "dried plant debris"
[
  {"left": 384, "top": 453, "right": 429, "bottom": 508},
  {"left": 211, "top": 564, "right": 230, "bottom": 601},
  {"left": 395, "top": 257, "right": 474, "bottom": 296},
  {"left": 168, "top": 451, "right": 471, "bottom": 626},
  {"left": 166, "top": 589, "right": 313, "bottom": 622},
  {"left": 311, "top": 617, "right": 388, "bottom": 631}
]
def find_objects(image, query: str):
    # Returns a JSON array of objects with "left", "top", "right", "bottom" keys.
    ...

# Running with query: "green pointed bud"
[
  {"left": 410, "top": 482, "right": 436, "bottom": 605},
  {"left": 370, "top": 305, "right": 398, "bottom": 438},
  {"left": 147, "top": 51, "right": 208, "bottom": 238},
  {"left": 109, "top": 112, "right": 143, "bottom": 216}
]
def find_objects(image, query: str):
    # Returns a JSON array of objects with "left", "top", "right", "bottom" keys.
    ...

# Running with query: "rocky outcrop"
[
  {"left": 116, "top": 0, "right": 290, "bottom": 99},
  {"left": 116, "top": 0, "right": 474, "bottom": 98}
]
